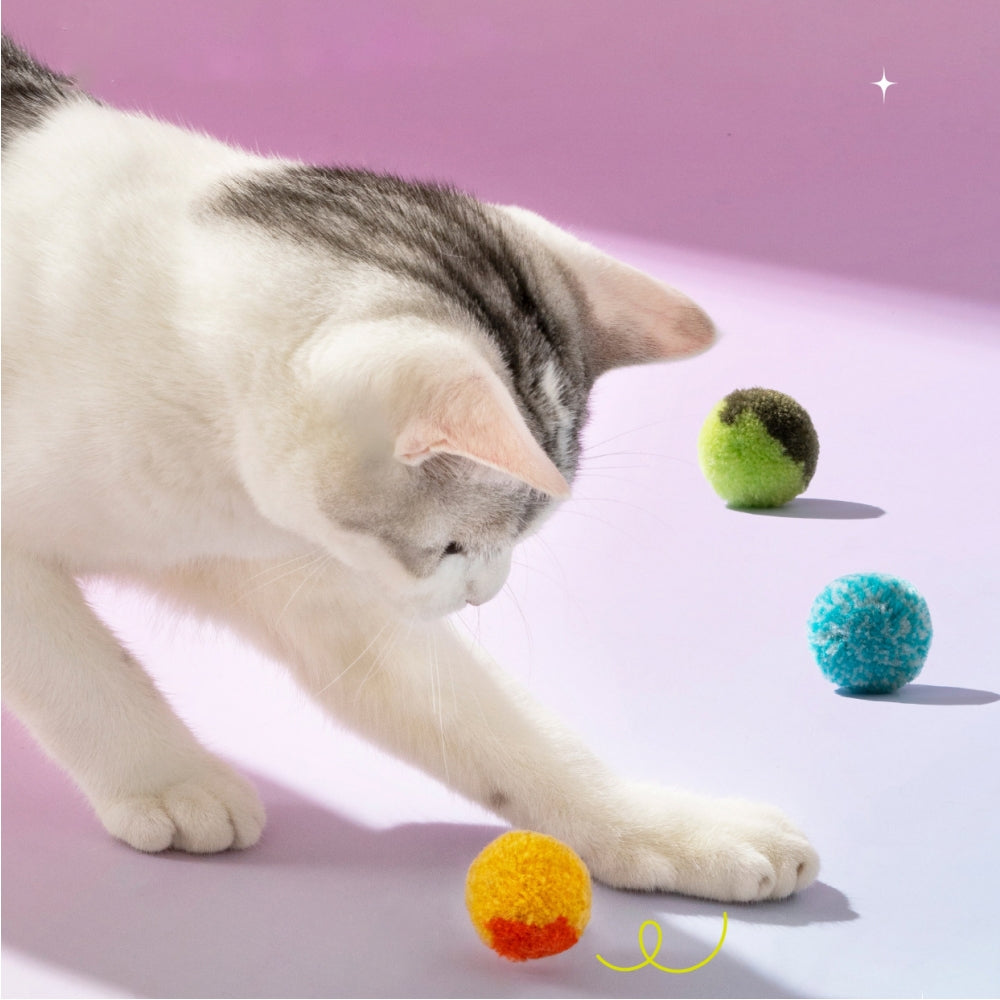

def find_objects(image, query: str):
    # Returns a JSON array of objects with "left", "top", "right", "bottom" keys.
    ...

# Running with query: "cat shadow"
[
  {"left": 3, "top": 716, "right": 849, "bottom": 999},
  {"left": 835, "top": 683, "right": 1000, "bottom": 706},
  {"left": 644, "top": 878, "right": 856, "bottom": 929},
  {"left": 731, "top": 498, "right": 885, "bottom": 519}
]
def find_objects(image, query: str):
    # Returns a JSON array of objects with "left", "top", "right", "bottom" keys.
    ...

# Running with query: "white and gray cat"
[{"left": 1, "top": 37, "right": 818, "bottom": 902}]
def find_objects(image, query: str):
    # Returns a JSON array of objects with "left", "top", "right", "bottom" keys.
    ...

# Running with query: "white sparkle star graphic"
[{"left": 872, "top": 68, "right": 896, "bottom": 103}]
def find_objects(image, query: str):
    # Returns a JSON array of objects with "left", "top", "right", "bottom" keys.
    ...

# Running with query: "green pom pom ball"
[
  {"left": 808, "top": 573, "right": 933, "bottom": 694},
  {"left": 698, "top": 388, "right": 819, "bottom": 508}
]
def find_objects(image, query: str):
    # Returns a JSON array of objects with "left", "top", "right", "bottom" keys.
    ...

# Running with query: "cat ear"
[
  {"left": 496, "top": 205, "right": 716, "bottom": 377},
  {"left": 394, "top": 364, "right": 571, "bottom": 499}
]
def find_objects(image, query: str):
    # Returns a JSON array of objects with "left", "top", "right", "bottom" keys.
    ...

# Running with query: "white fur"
[{"left": 1, "top": 98, "right": 818, "bottom": 901}]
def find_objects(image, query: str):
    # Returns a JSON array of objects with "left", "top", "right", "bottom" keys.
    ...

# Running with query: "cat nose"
[
  {"left": 464, "top": 580, "right": 492, "bottom": 607},
  {"left": 465, "top": 578, "right": 503, "bottom": 607},
  {"left": 464, "top": 553, "right": 511, "bottom": 607}
]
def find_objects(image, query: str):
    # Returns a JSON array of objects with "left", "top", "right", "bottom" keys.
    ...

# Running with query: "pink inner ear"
[
  {"left": 395, "top": 375, "right": 571, "bottom": 499},
  {"left": 592, "top": 265, "right": 716, "bottom": 366},
  {"left": 495, "top": 206, "right": 716, "bottom": 374}
]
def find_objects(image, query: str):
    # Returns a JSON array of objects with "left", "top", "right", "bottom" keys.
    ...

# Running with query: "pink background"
[
  {"left": 4, "top": 4, "right": 999, "bottom": 998},
  {"left": 4, "top": 0, "right": 998, "bottom": 303}
]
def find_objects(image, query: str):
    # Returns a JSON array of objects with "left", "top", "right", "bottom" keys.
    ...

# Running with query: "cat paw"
[
  {"left": 98, "top": 762, "right": 266, "bottom": 854},
  {"left": 582, "top": 784, "right": 819, "bottom": 902}
]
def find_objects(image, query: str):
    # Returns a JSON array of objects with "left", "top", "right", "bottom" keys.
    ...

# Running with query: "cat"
[{"left": 1, "top": 36, "right": 818, "bottom": 903}]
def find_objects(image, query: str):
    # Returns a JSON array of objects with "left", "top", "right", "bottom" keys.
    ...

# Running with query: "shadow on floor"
[
  {"left": 732, "top": 498, "right": 885, "bottom": 520},
  {"left": 836, "top": 684, "right": 999, "bottom": 706},
  {"left": 2, "top": 715, "right": 851, "bottom": 999}
]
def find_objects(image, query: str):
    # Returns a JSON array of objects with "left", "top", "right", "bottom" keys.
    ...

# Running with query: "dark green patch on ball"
[{"left": 719, "top": 388, "right": 819, "bottom": 484}]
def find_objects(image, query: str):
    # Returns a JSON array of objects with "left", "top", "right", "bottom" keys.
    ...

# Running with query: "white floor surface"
[{"left": 3, "top": 235, "right": 999, "bottom": 999}]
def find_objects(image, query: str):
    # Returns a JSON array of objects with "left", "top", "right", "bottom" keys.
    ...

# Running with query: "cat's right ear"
[{"left": 496, "top": 205, "right": 716, "bottom": 378}]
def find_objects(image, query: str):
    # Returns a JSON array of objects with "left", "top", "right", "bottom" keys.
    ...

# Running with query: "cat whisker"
[
  {"left": 273, "top": 553, "right": 333, "bottom": 628},
  {"left": 582, "top": 454, "right": 650, "bottom": 466},
  {"left": 511, "top": 553, "right": 593, "bottom": 632},
  {"left": 452, "top": 610, "right": 482, "bottom": 647},
  {"left": 444, "top": 640, "right": 459, "bottom": 737},
  {"left": 583, "top": 417, "right": 672, "bottom": 453},
  {"left": 353, "top": 617, "right": 405, "bottom": 701},
  {"left": 570, "top": 493, "right": 669, "bottom": 527},
  {"left": 510, "top": 558, "right": 572, "bottom": 601},
  {"left": 574, "top": 469, "right": 651, "bottom": 483},
  {"left": 500, "top": 581, "right": 535, "bottom": 660},
  {"left": 551, "top": 504, "right": 625, "bottom": 531},
  {"left": 453, "top": 648, "right": 509, "bottom": 767},
  {"left": 572, "top": 469, "right": 676, "bottom": 498},
  {"left": 583, "top": 447, "right": 690, "bottom": 464},
  {"left": 522, "top": 534, "right": 570, "bottom": 591},
  {"left": 240, "top": 549, "right": 324, "bottom": 585},
  {"left": 313, "top": 618, "right": 393, "bottom": 697},
  {"left": 232, "top": 549, "right": 328, "bottom": 606},
  {"left": 426, "top": 629, "right": 450, "bottom": 784},
  {"left": 552, "top": 504, "right": 652, "bottom": 548}
]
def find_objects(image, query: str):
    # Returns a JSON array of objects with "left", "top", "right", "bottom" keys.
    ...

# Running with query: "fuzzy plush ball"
[
  {"left": 698, "top": 388, "right": 819, "bottom": 508},
  {"left": 465, "top": 830, "right": 591, "bottom": 962},
  {"left": 808, "top": 573, "right": 933, "bottom": 693}
]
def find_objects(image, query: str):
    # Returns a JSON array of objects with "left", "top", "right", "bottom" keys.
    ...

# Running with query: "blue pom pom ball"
[{"left": 808, "top": 573, "right": 932, "bottom": 693}]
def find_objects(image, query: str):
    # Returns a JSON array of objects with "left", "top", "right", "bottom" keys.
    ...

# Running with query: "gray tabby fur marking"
[
  {"left": 1, "top": 36, "right": 590, "bottom": 496},
  {"left": 1, "top": 36, "right": 84, "bottom": 148},
  {"left": 214, "top": 168, "right": 593, "bottom": 476}
]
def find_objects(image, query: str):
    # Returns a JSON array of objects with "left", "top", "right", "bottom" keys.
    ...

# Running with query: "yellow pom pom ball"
[{"left": 465, "top": 830, "right": 592, "bottom": 962}]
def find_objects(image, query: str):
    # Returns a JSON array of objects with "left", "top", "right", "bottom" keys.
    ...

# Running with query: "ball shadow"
[
  {"left": 731, "top": 498, "right": 885, "bottom": 519},
  {"left": 835, "top": 684, "right": 999, "bottom": 706}
]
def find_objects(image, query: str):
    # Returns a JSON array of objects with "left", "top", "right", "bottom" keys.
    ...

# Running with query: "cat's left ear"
[
  {"left": 495, "top": 205, "right": 716, "bottom": 377},
  {"left": 394, "top": 360, "right": 571, "bottom": 499}
]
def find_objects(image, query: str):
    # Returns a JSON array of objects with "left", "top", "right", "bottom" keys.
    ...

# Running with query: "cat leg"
[
  {"left": 321, "top": 617, "right": 819, "bottom": 902},
  {"left": 1, "top": 547, "right": 265, "bottom": 853},
  {"left": 175, "top": 559, "right": 818, "bottom": 902}
]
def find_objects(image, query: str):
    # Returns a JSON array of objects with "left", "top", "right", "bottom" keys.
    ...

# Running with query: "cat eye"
[{"left": 443, "top": 541, "right": 464, "bottom": 557}]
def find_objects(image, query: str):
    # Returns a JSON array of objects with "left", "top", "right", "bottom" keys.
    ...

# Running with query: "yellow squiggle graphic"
[{"left": 596, "top": 912, "right": 728, "bottom": 973}]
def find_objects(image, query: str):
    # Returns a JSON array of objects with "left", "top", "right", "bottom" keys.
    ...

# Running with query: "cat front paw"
[
  {"left": 582, "top": 784, "right": 819, "bottom": 902},
  {"left": 97, "top": 761, "right": 265, "bottom": 854}
]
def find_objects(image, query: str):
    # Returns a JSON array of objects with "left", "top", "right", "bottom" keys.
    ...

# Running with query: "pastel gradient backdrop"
[
  {"left": 4, "top": 0, "right": 998, "bottom": 304},
  {"left": 3, "top": 4, "right": 999, "bottom": 999}
]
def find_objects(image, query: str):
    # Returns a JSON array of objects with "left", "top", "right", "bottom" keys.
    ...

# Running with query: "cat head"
[{"left": 219, "top": 171, "right": 714, "bottom": 617}]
